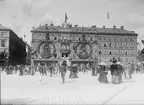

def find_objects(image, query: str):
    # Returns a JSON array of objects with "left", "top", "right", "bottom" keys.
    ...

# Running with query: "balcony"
[{"left": 60, "top": 49, "right": 71, "bottom": 54}]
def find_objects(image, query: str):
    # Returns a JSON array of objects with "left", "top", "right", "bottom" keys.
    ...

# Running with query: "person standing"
[
  {"left": 69, "top": 64, "right": 78, "bottom": 79},
  {"left": 59, "top": 61, "right": 67, "bottom": 84},
  {"left": 38, "top": 63, "right": 43, "bottom": 83},
  {"left": 91, "top": 63, "right": 96, "bottom": 76},
  {"left": 117, "top": 62, "right": 123, "bottom": 83},
  {"left": 43, "top": 63, "right": 47, "bottom": 76},
  {"left": 49, "top": 64, "right": 53, "bottom": 77},
  {"left": 97, "top": 65, "right": 108, "bottom": 84}
]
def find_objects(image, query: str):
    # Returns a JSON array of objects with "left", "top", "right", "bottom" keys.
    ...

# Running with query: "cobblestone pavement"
[{"left": 1, "top": 71, "right": 144, "bottom": 105}]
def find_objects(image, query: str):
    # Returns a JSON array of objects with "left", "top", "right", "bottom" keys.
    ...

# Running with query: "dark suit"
[{"left": 59, "top": 65, "right": 67, "bottom": 83}]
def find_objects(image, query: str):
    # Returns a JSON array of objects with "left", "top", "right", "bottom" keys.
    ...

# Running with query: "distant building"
[
  {"left": 24, "top": 41, "right": 31, "bottom": 65},
  {"left": 0, "top": 24, "right": 26, "bottom": 66},
  {"left": 31, "top": 22, "right": 138, "bottom": 66}
]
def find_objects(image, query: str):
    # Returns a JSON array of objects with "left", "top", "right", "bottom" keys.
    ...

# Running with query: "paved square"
[{"left": 1, "top": 71, "right": 144, "bottom": 105}]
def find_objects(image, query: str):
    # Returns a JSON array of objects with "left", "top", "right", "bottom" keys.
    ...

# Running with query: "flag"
[
  {"left": 65, "top": 12, "right": 68, "bottom": 22},
  {"left": 107, "top": 12, "right": 110, "bottom": 19},
  {"left": 141, "top": 40, "right": 144, "bottom": 45}
]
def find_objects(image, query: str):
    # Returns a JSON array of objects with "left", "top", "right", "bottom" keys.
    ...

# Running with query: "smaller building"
[{"left": 0, "top": 24, "right": 27, "bottom": 66}]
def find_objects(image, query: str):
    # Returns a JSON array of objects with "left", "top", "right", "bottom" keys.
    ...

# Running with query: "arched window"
[
  {"left": 125, "top": 51, "right": 128, "bottom": 55},
  {"left": 90, "top": 37, "right": 93, "bottom": 41},
  {"left": 99, "top": 51, "right": 102, "bottom": 55},
  {"left": 109, "top": 51, "right": 112, "bottom": 55},
  {"left": 54, "top": 37, "right": 57, "bottom": 40},
  {"left": 109, "top": 43, "right": 112, "bottom": 47},
  {"left": 131, "top": 38, "right": 133, "bottom": 41},
  {"left": 104, "top": 43, "right": 107, "bottom": 47},
  {"left": 125, "top": 37, "right": 128, "bottom": 41}
]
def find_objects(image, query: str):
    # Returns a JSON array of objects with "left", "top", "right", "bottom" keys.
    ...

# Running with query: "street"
[{"left": 1, "top": 71, "right": 144, "bottom": 105}]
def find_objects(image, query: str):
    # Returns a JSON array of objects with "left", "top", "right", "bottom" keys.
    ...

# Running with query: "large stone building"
[
  {"left": 31, "top": 22, "right": 138, "bottom": 66},
  {"left": 0, "top": 24, "right": 27, "bottom": 66}
]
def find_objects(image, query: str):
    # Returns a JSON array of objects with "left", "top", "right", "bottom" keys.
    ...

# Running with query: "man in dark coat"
[
  {"left": 110, "top": 60, "right": 117, "bottom": 82},
  {"left": 91, "top": 64, "right": 96, "bottom": 76},
  {"left": 59, "top": 61, "right": 67, "bottom": 83}
]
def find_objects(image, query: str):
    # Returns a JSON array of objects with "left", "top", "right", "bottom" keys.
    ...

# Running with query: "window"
[
  {"left": 131, "top": 38, "right": 134, "bottom": 41},
  {"left": 109, "top": 43, "right": 112, "bottom": 47},
  {"left": 125, "top": 37, "right": 128, "bottom": 41},
  {"left": 54, "top": 37, "right": 57, "bottom": 40},
  {"left": 99, "top": 51, "right": 102, "bottom": 55},
  {"left": 109, "top": 51, "right": 112, "bottom": 55},
  {"left": 63, "top": 36, "right": 68, "bottom": 40},
  {"left": 115, "top": 50, "right": 118, "bottom": 54},
  {"left": 54, "top": 54, "right": 57, "bottom": 58},
  {"left": 125, "top": 51, "right": 128, "bottom": 55},
  {"left": 104, "top": 43, "right": 107, "bottom": 47},
  {"left": 1, "top": 32, "right": 6, "bottom": 37},
  {"left": 98, "top": 36, "right": 102, "bottom": 40},
  {"left": 103, "top": 36, "right": 106, "bottom": 41},
  {"left": 115, "top": 43, "right": 118, "bottom": 47},
  {"left": 1, "top": 40, "right": 5, "bottom": 47}
]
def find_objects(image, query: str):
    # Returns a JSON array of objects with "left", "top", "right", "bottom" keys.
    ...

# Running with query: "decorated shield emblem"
[
  {"left": 37, "top": 41, "right": 56, "bottom": 58},
  {"left": 73, "top": 42, "right": 92, "bottom": 59}
]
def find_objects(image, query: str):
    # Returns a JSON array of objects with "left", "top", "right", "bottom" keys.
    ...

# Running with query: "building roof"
[
  {"left": 0, "top": 24, "right": 11, "bottom": 31},
  {"left": 31, "top": 24, "right": 137, "bottom": 35}
]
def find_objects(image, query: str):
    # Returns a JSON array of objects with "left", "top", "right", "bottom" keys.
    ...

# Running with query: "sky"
[{"left": 0, "top": 0, "right": 144, "bottom": 47}]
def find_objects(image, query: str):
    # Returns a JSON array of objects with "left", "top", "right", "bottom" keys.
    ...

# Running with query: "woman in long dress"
[
  {"left": 69, "top": 64, "right": 78, "bottom": 78},
  {"left": 98, "top": 65, "right": 108, "bottom": 84},
  {"left": 112, "top": 66, "right": 120, "bottom": 84}
]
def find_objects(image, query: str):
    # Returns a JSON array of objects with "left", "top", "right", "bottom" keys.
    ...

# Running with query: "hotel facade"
[{"left": 31, "top": 22, "right": 138, "bottom": 66}]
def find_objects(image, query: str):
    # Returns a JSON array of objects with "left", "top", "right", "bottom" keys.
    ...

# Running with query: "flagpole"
[{"left": 107, "top": 12, "right": 110, "bottom": 27}]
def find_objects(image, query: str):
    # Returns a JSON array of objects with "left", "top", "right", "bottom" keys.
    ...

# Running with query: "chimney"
[
  {"left": 121, "top": 26, "right": 124, "bottom": 30},
  {"left": 103, "top": 26, "right": 105, "bottom": 28},
  {"left": 113, "top": 25, "right": 116, "bottom": 29},
  {"left": 32, "top": 27, "right": 35, "bottom": 29}
]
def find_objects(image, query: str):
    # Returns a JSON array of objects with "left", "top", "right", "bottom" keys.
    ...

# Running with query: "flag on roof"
[
  {"left": 65, "top": 12, "right": 68, "bottom": 22},
  {"left": 107, "top": 12, "right": 110, "bottom": 19}
]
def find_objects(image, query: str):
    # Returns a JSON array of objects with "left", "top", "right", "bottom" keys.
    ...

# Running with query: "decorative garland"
[
  {"left": 37, "top": 41, "right": 56, "bottom": 59},
  {"left": 73, "top": 42, "right": 92, "bottom": 59}
]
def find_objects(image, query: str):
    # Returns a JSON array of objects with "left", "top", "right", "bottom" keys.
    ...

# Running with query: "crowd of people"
[{"left": 0, "top": 59, "right": 143, "bottom": 84}]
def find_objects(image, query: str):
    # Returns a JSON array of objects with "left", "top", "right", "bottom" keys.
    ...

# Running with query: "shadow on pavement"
[
  {"left": 1, "top": 98, "right": 37, "bottom": 105},
  {"left": 65, "top": 80, "right": 76, "bottom": 84}
]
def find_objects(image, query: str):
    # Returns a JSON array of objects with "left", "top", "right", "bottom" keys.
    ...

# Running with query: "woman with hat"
[{"left": 97, "top": 65, "right": 108, "bottom": 84}]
